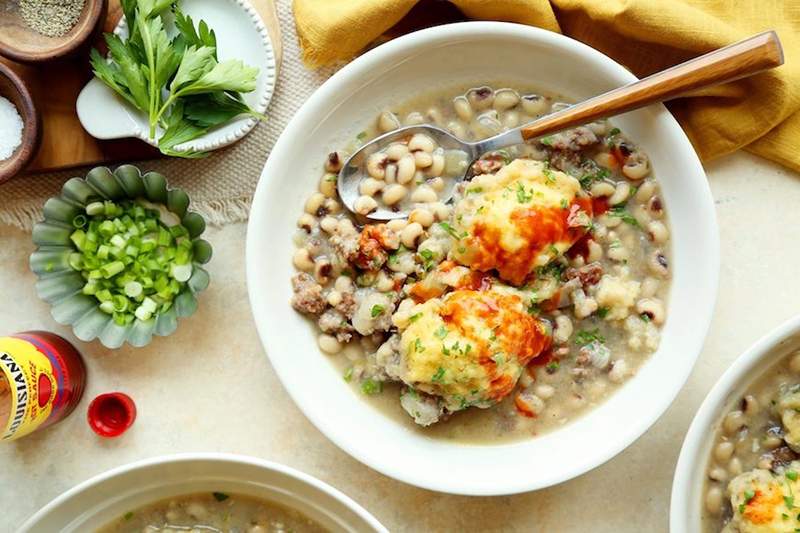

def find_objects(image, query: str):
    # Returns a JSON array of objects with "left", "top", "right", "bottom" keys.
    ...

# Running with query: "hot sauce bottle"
[{"left": 0, "top": 331, "right": 86, "bottom": 441}]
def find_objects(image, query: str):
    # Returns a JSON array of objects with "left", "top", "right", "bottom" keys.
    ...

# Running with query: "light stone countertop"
[{"left": 1, "top": 152, "right": 798, "bottom": 532}]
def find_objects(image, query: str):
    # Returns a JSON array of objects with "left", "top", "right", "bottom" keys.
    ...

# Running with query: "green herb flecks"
[
  {"left": 370, "top": 304, "right": 385, "bottom": 318},
  {"left": 434, "top": 325, "right": 449, "bottom": 339},
  {"left": 516, "top": 183, "right": 533, "bottom": 203},
  {"left": 439, "top": 222, "right": 467, "bottom": 240},
  {"left": 360, "top": 379, "right": 383, "bottom": 395},
  {"left": 608, "top": 206, "right": 640, "bottom": 228},
  {"left": 212, "top": 492, "right": 229, "bottom": 502},
  {"left": 574, "top": 328, "right": 605, "bottom": 346},
  {"left": 123, "top": 511, "right": 134, "bottom": 521},
  {"left": 431, "top": 367, "right": 446, "bottom": 383},
  {"left": 343, "top": 367, "right": 353, "bottom": 382}
]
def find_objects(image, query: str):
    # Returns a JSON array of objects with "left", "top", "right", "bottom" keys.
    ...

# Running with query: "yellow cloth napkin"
[{"left": 293, "top": 0, "right": 800, "bottom": 172}]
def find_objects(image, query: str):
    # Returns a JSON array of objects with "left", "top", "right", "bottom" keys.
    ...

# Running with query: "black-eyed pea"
[
  {"left": 411, "top": 185, "right": 437, "bottom": 203},
  {"left": 409, "top": 133, "right": 436, "bottom": 153},
  {"left": 705, "top": 486, "right": 723, "bottom": 515},
  {"left": 743, "top": 395, "right": 759, "bottom": 417},
  {"left": 336, "top": 218, "right": 357, "bottom": 236},
  {"left": 493, "top": 88, "right": 520, "bottom": 111},
  {"left": 319, "top": 216, "right": 338, "bottom": 234},
  {"left": 534, "top": 384, "right": 555, "bottom": 399},
  {"left": 297, "top": 213, "right": 317, "bottom": 232},
  {"left": 397, "top": 154, "right": 416, "bottom": 184},
  {"left": 314, "top": 258, "right": 333, "bottom": 284},
  {"left": 386, "top": 219, "right": 408, "bottom": 232},
  {"left": 409, "top": 208, "right": 434, "bottom": 228},
  {"left": 428, "top": 153, "right": 445, "bottom": 177},
  {"left": 376, "top": 271, "right": 395, "bottom": 292},
  {"left": 608, "top": 181, "right": 631, "bottom": 206},
  {"left": 366, "top": 152, "right": 388, "bottom": 179},
  {"left": 319, "top": 174, "right": 337, "bottom": 197},
  {"left": 385, "top": 143, "right": 409, "bottom": 161},
  {"left": 404, "top": 111, "right": 424, "bottom": 125},
  {"left": 636, "top": 298, "right": 665, "bottom": 324},
  {"left": 318, "top": 334, "right": 342, "bottom": 354},
  {"left": 634, "top": 179, "right": 657, "bottom": 202},
  {"left": 608, "top": 359, "right": 628, "bottom": 383},
  {"left": 647, "top": 220, "right": 669, "bottom": 244},
  {"left": 647, "top": 196, "right": 664, "bottom": 218},
  {"left": 426, "top": 107, "right": 444, "bottom": 125},
  {"left": 400, "top": 222, "right": 424, "bottom": 248},
  {"left": 359, "top": 177, "right": 384, "bottom": 197},
  {"left": 305, "top": 192, "right": 326, "bottom": 215},
  {"left": 327, "top": 289, "right": 342, "bottom": 307},
  {"left": 466, "top": 86, "right": 494, "bottom": 110},
  {"left": 292, "top": 248, "right": 314, "bottom": 271},
  {"left": 587, "top": 239, "right": 603, "bottom": 262},
  {"left": 722, "top": 410, "right": 746, "bottom": 435},
  {"left": 593, "top": 152, "right": 616, "bottom": 169},
  {"left": 790, "top": 351, "right": 800, "bottom": 374},
  {"left": 475, "top": 110, "right": 502, "bottom": 136},
  {"left": 607, "top": 242, "right": 629, "bottom": 262},
  {"left": 601, "top": 213, "right": 622, "bottom": 228},
  {"left": 446, "top": 121, "right": 467, "bottom": 139},
  {"left": 414, "top": 150, "right": 433, "bottom": 168},
  {"left": 590, "top": 181, "right": 615, "bottom": 198},
  {"left": 632, "top": 205, "right": 650, "bottom": 227},
  {"left": 323, "top": 198, "right": 341, "bottom": 214},
  {"left": 354, "top": 195, "right": 378, "bottom": 215},
  {"left": 622, "top": 152, "right": 650, "bottom": 180},
  {"left": 521, "top": 94, "right": 548, "bottom": 115},
  {"left": 385, "top": 164, "right": 397, "bottom": 183},
  {"left": 641, "top": 277, "right": 660, "bottom": 298},
  {"left": 553, "top": 315, "right": 573, "bottom": 344},
  {"left": 334, "top": 275, "right": 354, "bottom": 293},
  {"left": 382, "top": 184, "right": 407, "bottom": 206},
  {"left": 428, "top": 177, "right": 445, "bottom": 192},
  {"left": 502, "top": 111, "right": 520, "bottom": 129},
  {"left": 378, "top": 111, "right": 400, "bottom": 132},
  {"left": 728, "top": 457, "right": 743, "bottom": 476},
  {"left": 648, "top": 250, "right": 669, "bottom": 278},
  {"left": 453, "top": 96, "right": 473, "bottom": 121},
  {"left": 325, "top": 151, "right": 343, "bottom": 173},
  {"left": 713, "top": 441, "right": 734, "bottom": 463},
  {"left": 428, "top": 202, "right": 451, "bottom": 222}
]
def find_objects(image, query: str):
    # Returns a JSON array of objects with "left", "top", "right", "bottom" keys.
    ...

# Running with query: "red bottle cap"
[{"left": 87, "top": 392, "right": 137, "bottom": 438}]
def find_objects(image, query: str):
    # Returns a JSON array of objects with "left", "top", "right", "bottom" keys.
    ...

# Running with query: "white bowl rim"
[
  {"left": 670, "top": 315, "right": 800, "bottom": 532},
  {"left": 247, "top": 20, "right": 719, "bottom": 495},
  {"left": 19, "top": 452, "right": 388, "bottom": 533}
]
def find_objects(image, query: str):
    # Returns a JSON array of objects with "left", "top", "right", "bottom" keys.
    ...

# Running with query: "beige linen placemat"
[{"left": 0, "top": 0, "right": 337, "bottom": 230}]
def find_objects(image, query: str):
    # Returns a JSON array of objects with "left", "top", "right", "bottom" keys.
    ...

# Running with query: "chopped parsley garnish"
[
  {"left": 370, "top": 304, "right": 385, "bottom": 317},
  {"left": 788, "top": 470, "right": 799, "bottom": 481},
  {"left": 786, "top": 494, "right": 795, "bottom": 509},
  {"left": 123, "top": 511, "right": 134, "bottom": 521},
  {"left": 527, "top": 300, "right": 540, "bottom": 315},
  {"left": 492, "top": 353, "right": 505, "bottom": 365},
  {"left": 560, "top": 198, "right": 568, "bottom": 209},
  {"left": 539, "top": 136, "right": 554, "bottom": 146},
  {"left": 343, "top": 367, "right": 353, "bottom": 382},
  {"left": 608, "top": 127, "right": 621, "bottom": 137},
  {"left": 516, "top": 183, "right": 533, "bottom": 203},
  {"left": 213, "top": 492, "right": 230, "bottom": 502},
  {"left": 467, "top": 187, "right": 483, "bottom": 194},
  {"left": 489, "top": 327, "right": 498, "bottom": 341},
  {"left": 442, "top": 344, "right": 451, "bottom": 356},
  {"left": 439, "top": 222, "right": 466, "bottom": 239},
  {"left": 419, "top": 249, "right": 436, "bottom": 271},
  {"left": 476, "top": 205, "right": 485, "bottom": 213},
  {"left": 545, "top": 361, "right": 560, "bottom": 372},
  {"left": 574, "top": 328, "right": 606, "bottom": 346},
  {"left": 464, "top": 343, "right": 472, "bottom": 355},
  {"left": 434, "top": 325, "right": 449, "bottom": 339},
  {"left": 431, "top": 367, "right": 446, "bottom": 383},
  {"left": 409, "top": 312, "right": 422, "bottom": 323},
  {"left": 579, "top": 167, "right": 610, "bottom": 190},
  {"left": 640, "top": 313, "right": 651, "bottom": 323},
  {"left": 596, "top": 307, "right": 610, "bottom": 319},
  {"left": 542, "top": 167, "right": 556, "bottom": 184},
  {"left": 360, "top": 379, "right": 383, "bottom": 395},
  {"left": 414, "top": 338, "right": 425, "bottom": 352},
  {"left": 608, "top": 206, "right": 640, "bottom": 228},
  {"left": 356, "top": 131, "right": 367, "bottom": 141},
  {"left": 325, "top": 174, "right": 337, "bottom": 182}
]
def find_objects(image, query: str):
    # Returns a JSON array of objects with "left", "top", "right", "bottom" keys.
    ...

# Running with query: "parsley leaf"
[
  {"left": 574, "top": 328, "right": 606, "bottom": 346},
  {"left": 608, "top": 206, "right": 641, "bottom": 228},
  {"left": 370, "top": 304, "right": 385, "bottom": 317}
]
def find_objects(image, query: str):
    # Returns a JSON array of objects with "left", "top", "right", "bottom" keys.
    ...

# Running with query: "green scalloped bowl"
[{"left": 30, "top": 165, "right": 212, "bottom": 349}]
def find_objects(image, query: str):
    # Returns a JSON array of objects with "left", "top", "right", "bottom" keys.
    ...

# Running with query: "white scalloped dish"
[{"left": 76, "top": 0, "right": 276, "bottom": 153}]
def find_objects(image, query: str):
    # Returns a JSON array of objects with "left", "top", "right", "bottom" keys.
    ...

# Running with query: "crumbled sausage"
[
  {"left": 317, "top": 309, "right": 355, "bottom": 343},
  {"left": 334, "top": 291, "right": 356, "bottom": 319},
  {"left": 565, "top": 262, "right": 604, "bottom": 287},
  {"left": 290, "top": 273, "right": 326, "bottom": 315}
]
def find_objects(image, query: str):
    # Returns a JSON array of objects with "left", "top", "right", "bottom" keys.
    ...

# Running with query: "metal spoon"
[{"left": 338, "top": 30, "right": 782, "bottom": 220}]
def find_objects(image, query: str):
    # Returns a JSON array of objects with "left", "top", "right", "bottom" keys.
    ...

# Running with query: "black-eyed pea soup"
[
  {"left": 702, "top": 350, "right": 800, "bottom": 532},
  {"left": 97, "top": 492, "right": 326, "bottom": 532},
  {"left": 290, "top": 83, "right": 672, "bottom": 443}
]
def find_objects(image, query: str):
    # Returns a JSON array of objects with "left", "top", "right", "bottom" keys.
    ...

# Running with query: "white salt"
[{"left": 0, "top": 96, "right": 23, "bottom": 161}]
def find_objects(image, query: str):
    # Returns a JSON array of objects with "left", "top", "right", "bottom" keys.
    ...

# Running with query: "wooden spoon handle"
[{"left": 520, "top": 31, "right": 784, "bottom": 141}]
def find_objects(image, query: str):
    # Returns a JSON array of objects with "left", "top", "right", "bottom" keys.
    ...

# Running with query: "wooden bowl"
[
  {"left": 0, "top": 62, "right": 40, "bottom": 183},
  {"left": 0, "top": 0, "right": 107, "bottom": 63}
]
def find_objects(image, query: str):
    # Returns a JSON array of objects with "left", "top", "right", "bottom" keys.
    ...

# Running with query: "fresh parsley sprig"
[{"left": 90, "top": 0, "right": 264, "bottom": 158}]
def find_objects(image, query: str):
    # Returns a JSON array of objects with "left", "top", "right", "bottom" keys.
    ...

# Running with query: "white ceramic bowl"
[
  {"left": 77, "top": 0, "right": 276, "bottom": 153},
  {"left": 671, "top": 316, "right": 800, "bottom": 532},
  {"left": 19, "top": 453, "right": 387, "bottom": 532},
  {"left": 246, "top": 21, "right": 719, "bottom": 495}
]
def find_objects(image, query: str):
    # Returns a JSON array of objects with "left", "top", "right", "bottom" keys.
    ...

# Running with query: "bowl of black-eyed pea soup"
[{"left": 672, "top": 316, "right": 800, "bottom": 533}]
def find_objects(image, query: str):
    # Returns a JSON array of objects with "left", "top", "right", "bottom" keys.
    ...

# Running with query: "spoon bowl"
[{"left": 338, "top": 30, "right": 783, "bottom": 220}]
